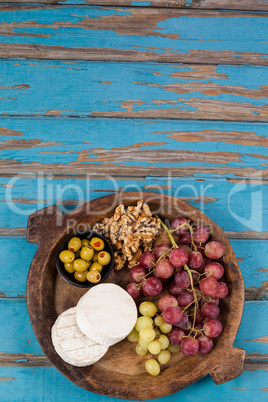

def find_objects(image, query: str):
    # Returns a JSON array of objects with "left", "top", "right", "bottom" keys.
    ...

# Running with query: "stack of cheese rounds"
[{"left": 52, "top": 283, "right": 138, "bottom": 367}]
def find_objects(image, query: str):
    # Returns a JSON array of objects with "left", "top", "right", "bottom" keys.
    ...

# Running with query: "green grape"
[
  {"left": 136, "top": 344, "right": 148, "bottom": 356},
  {"left": 158, "top": 334, "right": 169, "bottom": 350},
  {"left": 168, "top": 344, "right": 181, "bottom": 354},
  {"left": 135, "top": 316, "right": 153, "bottom": 332},
  {"left": 145, "top": 359, "right": 160, "bottom": 376},
  {"left": 155, "top": 328, "right": 161, "bottom": 337},
  {"left": 138, "top": 338, "right": 149, "bottom": 350},
  {"left": 160, "top": 323, "right": 172, "bottom": 334},
  {"left": 139, "top": 301, "right": 158, "bottom": 317},
  {"left": 153, "top": 299, "right": 160, "bottom": 313},
  {"left": 139, "top": 327, "right": 155, "bottom": 343},
  {"left": 158, "top": 350, "right": 171, "bottom": 364},
  {"left": 127, "top": 328, "right": 139, "bottom": 343},
  {"left": 148, "top": 340, "right": 161, "bottom": 355},
  {"left": 154, "top": 316, "right": 165, "bottom": 327}
]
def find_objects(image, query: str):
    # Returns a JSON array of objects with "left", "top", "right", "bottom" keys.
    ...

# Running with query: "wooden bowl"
[{"left": 26, "top": 192, "right": 245, "bottom": 400}]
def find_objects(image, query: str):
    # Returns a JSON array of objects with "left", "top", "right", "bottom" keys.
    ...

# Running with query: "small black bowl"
[{"left": 56, "top": 230, "right": 114, "bottom": 288}]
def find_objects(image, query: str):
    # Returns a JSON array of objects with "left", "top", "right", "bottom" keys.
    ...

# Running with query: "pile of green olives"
[{"left": 59, "top": 236, "right": 111, "bottom": 284}]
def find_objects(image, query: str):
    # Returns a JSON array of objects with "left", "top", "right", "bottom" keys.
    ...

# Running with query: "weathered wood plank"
[
  {"left": 2, "top": 0, "right": 268, "bottom": 12},
  {"left": 0, "top": 7, "right": 267, "bottom": 65},
  {"left": 0, "top": 366, "right": 268, "bottom": 401},
  {"left": 1, "top": 237, "right": 267, "bottom": 300},
  {"left": 0, "top": 175, "right": 267, "bottom": 235},
  {"left": 1, "top": 61, "right": 268, "bottom": 121},
  {"left": 1, "top": 116, "right": 268, "bottom": 177}
]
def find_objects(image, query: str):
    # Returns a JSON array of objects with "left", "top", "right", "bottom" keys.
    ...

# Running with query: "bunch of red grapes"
[{"left": 126, "top": 217, "right": 229, "bottom": 357}]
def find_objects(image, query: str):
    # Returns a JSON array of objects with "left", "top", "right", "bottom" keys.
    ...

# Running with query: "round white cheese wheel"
[
  {"left": 76, "top": 283, "right": 138, "bottom": 347},
  {"left": 51, "top": 307, "right": 108, "bottom": 367}
]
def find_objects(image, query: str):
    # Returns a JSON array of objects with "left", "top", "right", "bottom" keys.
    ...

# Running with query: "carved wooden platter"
[{"left": 26, "top": 192, "right": 245, "bottom": 400}]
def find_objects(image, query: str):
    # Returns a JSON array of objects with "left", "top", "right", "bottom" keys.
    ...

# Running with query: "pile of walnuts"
[{"left": 93, "top": 200, "right": 160, "bottom": 270}]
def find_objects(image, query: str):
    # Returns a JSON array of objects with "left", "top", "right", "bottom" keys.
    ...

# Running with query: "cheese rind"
[
  {"left": 76, "top": 283, "right": 138, "bottom": 347},
  {"left": 52, "top": 307, "right": 108, "bottom": 366}
]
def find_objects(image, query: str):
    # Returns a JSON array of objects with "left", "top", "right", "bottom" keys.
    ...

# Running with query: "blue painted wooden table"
[{"left": 0, "top": 1, "right": 268, "bottom": 400}]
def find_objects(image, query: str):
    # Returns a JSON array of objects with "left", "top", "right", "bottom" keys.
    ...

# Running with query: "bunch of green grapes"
[{"left": 127, "top": 301, "right": 180, "bottom": 376}]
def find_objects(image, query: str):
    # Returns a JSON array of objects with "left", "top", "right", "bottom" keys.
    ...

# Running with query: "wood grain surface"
[
  {"left": 0, "top": 7, "right": 267, "bottom": 65},
  {"left": 1, "top": 62, "right": 268, "bottom": 121},
  {"left": 2, "top": 0, "right": 268, "bottom": 11}
]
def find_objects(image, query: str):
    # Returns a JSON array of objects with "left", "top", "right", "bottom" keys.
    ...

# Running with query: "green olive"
[
  {"left": 90, "top": 261, "right": 103, "bottom": 273},
  {"left": 64, "top": 262, "right": 74, "bottom": 273},
  {"left": 59, "top": 250, "right": 75, "bottom": 263},
  {"left": 68, "top": 237, "right": 82, "bottom": 252},
  {"left": 98, "top": 251, "right": 111, "bottom": 266},
  {"left": 85, "top": 260, "right": 91, "bottom": 269},
  {"left": 92, "top": 251, "right": 98, "bottom": 262},
  {"left": 86, "top": 270, "right": 101, "bottom": 283},
  {"left": 73, "top": 259, "right": 88, "bottom": 272},
  {"left": 90, "top": 237, "right": 105, "bottom": 251},
  {"left": 81, "top": 239, "right": 90, "bottom": 248},
  {"left": 74, "top": 270, "right": 88, "bottom": 282},
  {"left": 80, "top": 246, "right": 94, "bottom": 261}
]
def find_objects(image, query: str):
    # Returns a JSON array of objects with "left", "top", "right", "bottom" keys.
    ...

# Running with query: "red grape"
[
  {"left": 158, "top": 295, "right": 178, "bottom": 312},
  {"left": 206, "top": 296, "right": 219, "bottom": 306},
  {"left": 154, "top": 244, "right": 170, "bottom": 260},
  {"left": 126, "top": 283, "right": 141, "bottom": 299},
  {"left": 139, "top": 252, "right": 156, "bottom": 269},
  {"left": 214, "top": 282, "right": 229, "bottom": 299},
  {"left": 171, "top": 218, "right": 188, "bottom": 235},
  {"left": 197, "top": 257, "right": 212, "bottom": 274},
  {"left": 181, "top": 337, "right": 199, "bottom": 357},
  {"left": 201, "top": 302, "right": 220, "bottom": 319},
  {"left": 163, "top": 306, "right": 183, "bottom": 325},
  {"left": 188, "top": 251, "right": 203, "bottom": 269},
  {"left": 203, "top": 319, "right": 222, "bottom": 338},
  {"left": 167, "top": 281, "right": 184, "bottom": 297},
  {"left": 195, "top": 307, "right": 205, "bottom": 324},
  {"left": 193, "top": 226, "right": 209, "bottom": 244},
  {"left": 200, "top": 277, "right": 219, "bottom": 297},
  {"left": 194, "top": 287, "right": 203, "bottom": 302},
  {"left": 204, "top": 241, "right": 224, "bottom": 260},
  {"left": 175, "top": 313, "right": 192, "bottom": 332},
  {"left": 156, "top": 259, "right": 174, "bottom": 279},
  {"left": 198, "top": 336, "right": 213, "bottom": 355},
  {"left": 175, "top": 270, "right": 191, "bottom": 289},
  {"left": 178, "top": 292, "right": 194, "bottom": 308},
  {"left": 141, "top": 277, "right": 162, "bottom": 296},
  {"left": 168, "top": 328, "right": 185, "bottom": 345},
  {"left": 205, "top": 262, "right": 224, "bottom": 280},
  {"left": 179, "top": 233, "right": 191, "bottom": 245},
  {"left": 129, "top": 265, "right": 146, "bottom": 283},
  {"left": 179, "top": 244, "right": 191, "bottom": 255},
  {"left": 152, "top": 270, "right": 169, "bottom": 285},
  {"left": 169, "top": 248, "right": 188, "bottom": 267}
]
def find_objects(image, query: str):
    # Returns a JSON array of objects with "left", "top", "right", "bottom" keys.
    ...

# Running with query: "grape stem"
[
  {"left": 183, "top": 264, "right": 199, "bottom": 336},
  {"left": 170, "top": 222, "right": 188, "bottom": 233},
  {"left": 156, "top": 216, "right": 205, "bottom": 338},
  {"left": 156, "top": 217, "right": 178, "bottom": 249}
]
